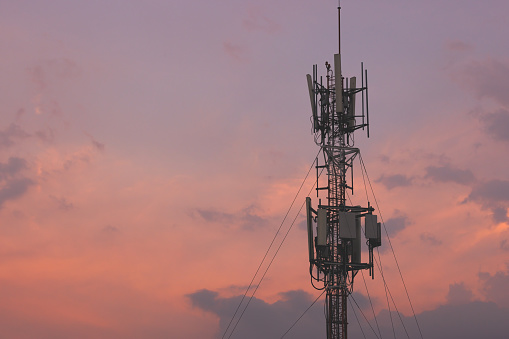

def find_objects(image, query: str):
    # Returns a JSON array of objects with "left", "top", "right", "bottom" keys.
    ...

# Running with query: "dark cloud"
[
  {"left": 479, "top": 265, "right": 509, "bottom": 308},
  {"left": 491, "top": 207, "right": 508, "bottom": 223},
  {"left": 297, "top": 215, "right": 307, "bottom": 231},
  {"left": 188, "top": 286, "right": 509, "bottom": 339},
  {"left": 454, "top": 57, "right": 509, "bottom": 107},
  {"left": 350, "top": 291, "right": 376, "bottom": 312},
  {"left": 84, "top": 132, "right": 105, "bottom": 151},
  {"left": 0, "top": 157, "right": 33, "bottom": 209},
  {"left": 240, "top": 205, "right": 268, "bottom": 230},
  {"left": 50, "top": 195, "right": 74, "bottom": 211},
  {"left": 194, "top": 205, "right": 268, "bottom": 230},
  {"left": 374, "top": 301, "right": 509, "bottom": 339},
  {"left": 92, "top": 139, "right": 105, "bottom": 151},
  {"left": 384, "top": 211, "right": 411, "bottom": 238},
  {"left": 195, "top": 209, "right": 235, "bottom": 224},
  {"left": 375, "top": 174, "right": 412, "bottom": 190},
  {"left": 0, "top": 123, "right": 30, "bottom": 147},
  {"left": 501, "top": 239, "right": 509, "bottom": 252},
  {"left": 425, "top": 165, "right": 475, "bottom": 185},
  {"left": 34, "top": 127, "right": 55, "bottom": 143},
  {"left": 420, "top": 232, "right": 442, "bottom": 246},
  {"left": 0, "top": 157, "right": 28, "bottom": 180},
  {"left": 0, "top": 178, "right": 34, "bottom": 209},
  {"left": 446, "top": 282, "right": 473, "bottom": 305},
  {"left": 466, "top": 179, "right": 509, "bottom": 223},
  {"left": 482, "top": 109, "right": 509, "bottom": 142},
  {"left": 187, "top": 289, "right": 325, "bottom": 339}
]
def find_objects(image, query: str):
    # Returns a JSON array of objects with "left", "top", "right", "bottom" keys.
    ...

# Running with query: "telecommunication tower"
[{"left": 305, "top": 4, "right": 382, "bottom": 339}]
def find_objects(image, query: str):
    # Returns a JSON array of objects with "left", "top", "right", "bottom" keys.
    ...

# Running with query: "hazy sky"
[{"left": 1, "top": 0, "right": 508, "bottom": 338}]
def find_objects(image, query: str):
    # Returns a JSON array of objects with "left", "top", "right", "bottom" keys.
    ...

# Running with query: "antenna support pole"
[{"left": 338, "top": 4, "right": 341, "bottom": 55}]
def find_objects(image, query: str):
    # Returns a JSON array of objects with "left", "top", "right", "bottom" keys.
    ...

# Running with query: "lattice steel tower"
[{"left": 305, "top": 5, "right": 381, "bottom": 339}]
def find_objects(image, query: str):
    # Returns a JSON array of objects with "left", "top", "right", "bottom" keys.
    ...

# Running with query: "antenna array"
[{"left": 305, "top": 6, "right": 381, "bottom": 339}]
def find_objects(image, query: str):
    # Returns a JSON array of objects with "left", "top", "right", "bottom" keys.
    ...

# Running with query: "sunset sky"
[{"left": 1, "top": 0, "right": 508, "bottom": 338}]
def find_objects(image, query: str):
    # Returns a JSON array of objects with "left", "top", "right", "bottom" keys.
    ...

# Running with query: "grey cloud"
[
  {"left": 492, "top": 207, "right": 508, "bottom": 223},
  {"left": 446, "top": 282, "right": 473, "bottom": 305},
  {"left": 375, "top": 174, "right": 412, "bottom": 190},
  {"left": 26, "top": 64, "right": 46, "bottom": 89},
  {"left": 27, "top": 58, "right": 81, "bottom": 90},
  {"left": 188, "top": 286, "right": 509, "bottom": 339},
  {"left": 479, "top": 265, "right": 509, "bottom": 308},
  {"left": 34, "top": 128, "right": 55, "bottom": 143},
  {"left": 0, "top": 124, "right": 30, "bottom": 147},
  {"left": 473, "top": 180, "right": 509, "bottom": 201},
  {"left": 482, "top": 109, "right": 509, "bottom": 142},
  {"left": 187, "top": 289, "right": 325, "bottom": 339},
  {"left": 194, "top": 205, "right": 268, "bottom": 230},
  {"left": 0, "top": 178, "right": 34, "bottom": 209},
  {"left": 240, "top": 205, "right": 268, "bottom": 230},
  {"left": 384, "top": 212, "right": 411, "bottom": 238},
  {"left": 92, "top": 139, "right": 105, "bottom": 151},
  {"left": 466, "top": 179, "right": 509, "bottom": 223},
  {"left": 195, "top": 209, "right": 234, "bottom": 224},
  {"left": 297, "top": 215, "right": 307, "bottom": 231},
  {"left": 374, "top": 301, "right": 509, "bottom": 339},
  {"left": 0, "top": 157, "right": 28, "bottom": 180},
  {"left": 425, "top": 165, "right": 475, "bottom": 185},
  {"left": 350, "top": 291, "right": 377, "bottom": 312},
  {"left": 50, "top": 195, "right": 74, "bottom": 211},
  {"left": 84, "top": 132, "right": 105, "bottom": 151},
  {"left": 455, "top": 58, "right": 509, "bottom": 107},
  {"left": 420, "top": 232, "right": 442, "bottom": 246},
  {"left": 501, "top": 239, "right": 509, "bottom": 252}
]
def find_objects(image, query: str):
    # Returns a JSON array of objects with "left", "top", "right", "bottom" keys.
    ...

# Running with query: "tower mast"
[{"left": 305, "top": 4, "right": 381, "bottom": 339}]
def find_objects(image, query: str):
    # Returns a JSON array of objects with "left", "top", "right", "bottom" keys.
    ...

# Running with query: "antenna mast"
[{"left": 305, "top": 4, "right": 381, "bottom": 339}]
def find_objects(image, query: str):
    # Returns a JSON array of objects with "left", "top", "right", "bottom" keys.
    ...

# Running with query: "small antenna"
[{"left": 338, "top": 1, "right": 341, "bottom": 54}]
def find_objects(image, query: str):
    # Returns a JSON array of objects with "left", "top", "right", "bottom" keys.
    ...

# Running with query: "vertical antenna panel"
[
  {"left": 339, "top": 211, "right": 356, "bottom": 238},
  {"left": 349, "top": 77, "right": 356, "bottom": 117},
  {"left": 317, "top": 208, "right": 327, "bottom": 246},
  {"left": 365, "top": 214, "right": 378, "bottom": 238},
  {"left": 361, "top": 62, "right": 365, "bottom": 128},
  {"left": 348, "top": 77, "right": 357, "bottom": 129},
  {"left": 306, "top": 197, "right": 315, "bottom": 262},
  {"left": 352, "top": 216, "right": 362, "bottom": 263},
  {"left": 306, "top": 74, "right": 317, "bottom": 130},
  {"left": 365, "top": 68, "right": 370, "bottom": 137},
  {"left": 334, "top": 54, "right": 343, "bottom": 113}
]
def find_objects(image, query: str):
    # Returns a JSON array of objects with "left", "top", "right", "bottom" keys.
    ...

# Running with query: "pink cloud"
[
  {"left": 444, "top": 40, "right": 473, "bottom": 52},
  {"left": 223, "top": 41, "right": 247, "bottom": 61},
  {"left": 243, "top": 7, "right": 281, "bottom": 34}
]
